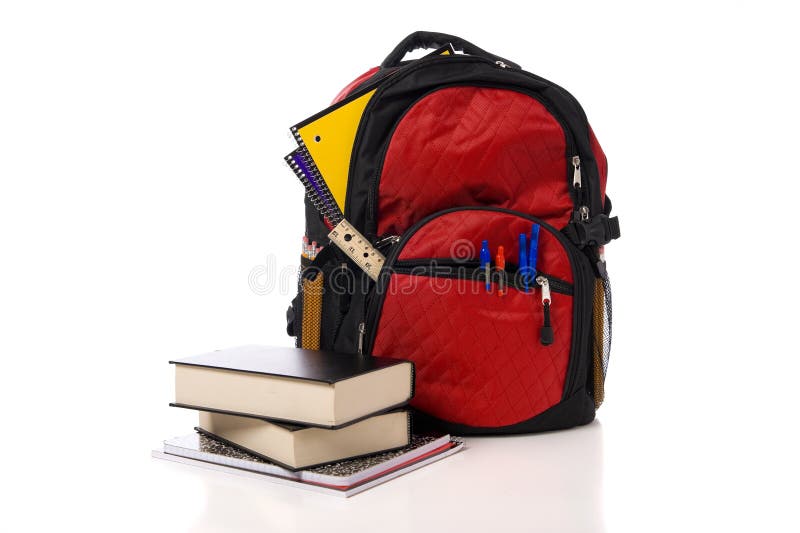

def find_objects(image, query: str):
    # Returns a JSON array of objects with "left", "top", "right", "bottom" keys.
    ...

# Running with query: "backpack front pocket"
[{"left": 364, "top": 207, "right": 593, "bottom": 429}]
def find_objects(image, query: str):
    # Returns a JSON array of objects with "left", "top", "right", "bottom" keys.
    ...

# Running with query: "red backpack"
[{"left": 287, "top": 32, "right": 620, "bottom": 434}]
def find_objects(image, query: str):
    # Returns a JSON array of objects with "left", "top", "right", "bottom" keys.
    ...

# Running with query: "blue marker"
[
  {"left": 518, "top": 233, "right": 528, "bottom": 292},
  {"left": 480, "top": 240, "right": 491, "bottom": 291},
  {"left": 528, "top": 223, "right": 540, "bottom": 280}
]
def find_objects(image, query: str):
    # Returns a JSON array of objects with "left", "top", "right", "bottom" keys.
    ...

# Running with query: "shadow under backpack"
[{"left": 286, "top": 32, "right": 621, "bottom": 435}]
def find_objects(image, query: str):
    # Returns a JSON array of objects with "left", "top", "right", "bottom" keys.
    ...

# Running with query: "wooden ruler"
[{"left": 328, "top": 220, "right": 385, "bottom": 281}]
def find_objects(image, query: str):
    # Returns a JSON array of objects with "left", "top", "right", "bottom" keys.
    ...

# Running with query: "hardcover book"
[
  {"left": 170, "top": 345, "right": 414, "bottom": 427},
  {"left": 196, "top": 410, "right": 411, "bottom": 470}
]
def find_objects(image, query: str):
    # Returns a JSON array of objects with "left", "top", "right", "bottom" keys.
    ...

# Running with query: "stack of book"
[{"left": 153, "top": 345, "right": 463, "bottom": 496}]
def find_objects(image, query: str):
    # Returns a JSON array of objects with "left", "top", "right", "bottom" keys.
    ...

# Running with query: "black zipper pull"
[{"left": 536, "top": 276, "right": 554, "bottom": 346}]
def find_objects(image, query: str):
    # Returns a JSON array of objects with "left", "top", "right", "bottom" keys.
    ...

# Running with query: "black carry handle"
[{"left": 380, "top": 31, "right": 520, "bottom": 69}]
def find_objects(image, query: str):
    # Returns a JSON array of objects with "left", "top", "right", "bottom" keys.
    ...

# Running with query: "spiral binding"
[
  {"left": 290, "top": 126, "right": 305, "bottom": 149},
  {"left": 284, "top": 147, "right": 343, "bottom": 226}
]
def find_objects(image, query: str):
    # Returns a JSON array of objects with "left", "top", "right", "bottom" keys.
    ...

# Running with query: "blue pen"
[
  {"left": 480, "top": 240, "right": 491, "bottom": 291},
  {"left": 518, "top": 233, "right": 528, "bottom": 291},
  {"left": 528, "top": 223, "right": 540, "bottom": 280}
]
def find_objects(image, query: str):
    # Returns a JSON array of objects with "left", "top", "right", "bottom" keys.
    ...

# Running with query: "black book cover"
[
  {"left": 168, "top": 402, "right": 410, "bottom": 430},
  {"left": 170, "top": 345, "right": 412, "bottom": 384}
]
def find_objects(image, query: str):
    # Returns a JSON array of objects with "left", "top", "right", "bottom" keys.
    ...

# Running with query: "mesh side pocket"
[
  {"left": 300, "top": 274, "right": 324, "bottom": 350},
  {"left": 592, "top": 271, "right": 612, "bottom": 408}
]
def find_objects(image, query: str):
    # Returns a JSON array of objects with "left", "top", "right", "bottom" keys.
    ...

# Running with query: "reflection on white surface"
[{"left": 178, "top": 422, "right": 604, "bottom": 533}]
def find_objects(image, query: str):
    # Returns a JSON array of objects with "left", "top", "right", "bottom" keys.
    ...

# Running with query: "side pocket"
[
  {"left": 331, "top": 270, "right": 373, "bottom": 355},
  {"left": 319, "top": 262, "right": 353, "bottom": 351},
  {"left": 300, "top": 274, "right": 324, "bottom": 350},
  {"left": 591, "top": 269, "right": 612, "bottom": 408},
  {"left": 286, "top": 255, "right": 312, "bottom": 345},
  {"left": 288, "top": 248, "right": 332, "bottom": 349},
  {"left": 292, "top": 245, "right": 365, "bottom": 352}
]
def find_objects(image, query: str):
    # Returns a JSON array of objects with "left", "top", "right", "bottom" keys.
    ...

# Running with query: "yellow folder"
[
  {"left": 291, "top": 44, "right": 455, "bottom": 213},
  {"left": 292, "top": 89, "right": 375, "bottom": 213}
]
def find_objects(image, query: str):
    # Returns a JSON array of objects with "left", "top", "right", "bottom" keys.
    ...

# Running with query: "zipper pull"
[
  {"left": 495, "top": 60, "right": 508, "bottom": 69},
  {"left": 375, "top": 235, "right": 400, "bottom": 251},
  {"left": 536, "top": 276, "right": 554, "bottom": 346},
  {"left": 357, "top": 322, "right": 366, "bottom": 355},
  {"left": 572, "top": 156, "right": 589, "bottom": 221},
  {"left": 536, "top": 275, "right": 551, "bottom": 303},
  {"left": 572, "top": 155, "right": 582, "bottom": 189}
]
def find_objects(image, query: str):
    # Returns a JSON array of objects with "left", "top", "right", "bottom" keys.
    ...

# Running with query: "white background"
[{"left": 2, "top": 1, "right": 798, "bottom": 532}]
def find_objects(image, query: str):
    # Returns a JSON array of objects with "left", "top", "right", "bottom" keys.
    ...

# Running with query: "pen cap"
[
  {"left": 529, "top": 223, "right": 540, "bottom": 273},
  {"left": 480, "top": 240, "right": 490, "bottom": 263},
  {"left": 518, "top": 233, "right": 528, "bottom": 268},
  {"left": 496, "top": 245, "right": 505, "bottom": 268}
]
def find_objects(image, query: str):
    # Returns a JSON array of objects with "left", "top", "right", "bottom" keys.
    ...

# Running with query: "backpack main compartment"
[{"left": 288, "top": 37, "right": 618, "bottom": 434}]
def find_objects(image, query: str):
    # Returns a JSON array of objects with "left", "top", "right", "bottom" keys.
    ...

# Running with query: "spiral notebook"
[
  {"left": 285, "top": 148, "right": 342, "bottom": 228},
  {"left": 153, "top": 432, "right": 464, "bottom": 497},
  {"left": 290, "top": 88, "right": 375, "bottom": 215}
]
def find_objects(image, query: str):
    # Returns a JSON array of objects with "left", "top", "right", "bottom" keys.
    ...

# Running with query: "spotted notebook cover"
[{"left": 164, "top": 431, "right": 460, "bottom": 485}]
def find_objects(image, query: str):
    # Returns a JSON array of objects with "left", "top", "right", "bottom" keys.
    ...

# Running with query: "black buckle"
[{"left": 564, "top": 214, "right": 620, "bottom": 248}]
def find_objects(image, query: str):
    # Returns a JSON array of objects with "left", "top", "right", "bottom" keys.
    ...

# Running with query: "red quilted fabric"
[
  {"left": 372, "top": 274, "right": 573, "bottom": 427},
  {"left": 398, "top": 210, "right": 573, "bottom": 284},
  {"left": 377, "top": 87, "right": 572, "bottom": 236}
]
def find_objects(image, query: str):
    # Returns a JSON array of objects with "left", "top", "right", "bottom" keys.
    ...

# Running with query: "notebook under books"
[{"left": 153, "top": 432, "right": 463, "bottom": 497}]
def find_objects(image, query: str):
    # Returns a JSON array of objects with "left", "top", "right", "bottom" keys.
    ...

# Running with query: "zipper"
[
  {"left": 572, "top": 155, "right": 582, "bottom": 189},
  {"left": 382, "top": 261, "right": 569, "bottom": 347},
  {"left": 494, "top": 59, "right": 595, "bottom": 218},
  {"left": 494, "top": 60, "right": 590, "bottom": 134},
  {"left": 325, "top": 263, "right": 349, "bottom": 347},
  {"left": 390, "top": 261, "right": 573, "bottom": 296},
  {"left": 357, "top": 321, "right": 366, "bottom": 355},
  {"left": 342, "top": 233, "right": 399, "bottom": 354},
  {"left": 572, "top": 156, "right": 589, "bottom": 220},
  {"left": 374, "top": 234, "right": 400, "bottom": 250},
  {"left": 361, "top": 206, "right": 592, "bottom": 399}
]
